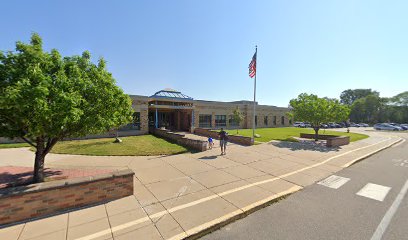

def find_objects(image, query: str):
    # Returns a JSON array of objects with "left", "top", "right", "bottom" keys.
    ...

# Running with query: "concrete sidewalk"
[{"left": 0, "top": 131, "right": 403, "bottom": 240}]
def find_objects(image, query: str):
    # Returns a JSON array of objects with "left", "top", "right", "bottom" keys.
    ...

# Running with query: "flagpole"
[{"left": 252, "top": 46, "right": 257, "bottom": 141}]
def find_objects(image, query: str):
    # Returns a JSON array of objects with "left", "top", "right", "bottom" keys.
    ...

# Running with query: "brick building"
[
  {"left": 0, "top": 88, "right": 291, "bottom": 143},
  {"left": 126, "top": 88, "right": 291, "bottom": 134}
]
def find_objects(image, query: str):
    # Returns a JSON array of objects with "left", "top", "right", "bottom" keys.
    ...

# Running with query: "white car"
[{"left": 293, "top": 122, "right": 304, "bottom": 127}]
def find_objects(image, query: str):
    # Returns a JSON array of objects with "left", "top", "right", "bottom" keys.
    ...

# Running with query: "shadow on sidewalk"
[
  {"left": 0, "top": 168, "right": 64, "bottom": 189},
  {"left": 270, "top": 141, "right": 341, "bottom": 152},
  {"left": 198, "top": 155, "right": 219, "bottom": 160}
]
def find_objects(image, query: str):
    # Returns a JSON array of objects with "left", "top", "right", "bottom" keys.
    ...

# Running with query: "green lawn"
[
  {"left": 0, "top": 142, "right": 30, "bottom": 149},
  {"left": 49, "top": 135, "right": 189, "bottom": 156},
  {"left": 224, "top": 127, "right": 369, "bottom": 143}
]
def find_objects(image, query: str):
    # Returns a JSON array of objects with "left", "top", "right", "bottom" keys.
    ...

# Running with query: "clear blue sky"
[{"left": 1, "top": 0, "right": 407, "bottom": 107}]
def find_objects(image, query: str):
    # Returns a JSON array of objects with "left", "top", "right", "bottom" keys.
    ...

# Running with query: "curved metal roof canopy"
[{"left": 150, "top": 88, "right": 193, "bottom": 100}]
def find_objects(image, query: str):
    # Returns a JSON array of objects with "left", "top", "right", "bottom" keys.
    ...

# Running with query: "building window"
[
  {"left": 199, "top": 114, "right": 212, "bottom": 128},
  {"left": 133, "top": 112, "right": 141, "bottom": 130},
  {"left": 215, "top": 115, "right": 227, "bottom": 127},
  {"left": 281, "top": 116, "right": 285, "bottom": 125},
  {"left": 228, "top": 115, "right": 239, "bottom": 127},
  {"left": 119, "top": 112, "right": 141, "bottom": 130},
  {"left": 264, "top": 116, "right": 268, "bottom": 126},
  {"left": 255, "top": 115, "right": 258, "bottom": 126},
  {"left": 273, "top": 116, "right": 277, "bottom": 125}
]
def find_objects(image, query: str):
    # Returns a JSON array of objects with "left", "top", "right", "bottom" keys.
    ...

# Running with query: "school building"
[{"left": 122, "top": 88, "right": 292, "bottom": 134}]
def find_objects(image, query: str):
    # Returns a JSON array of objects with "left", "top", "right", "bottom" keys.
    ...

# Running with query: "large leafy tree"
[
  {"left": 0, "top": 34, "right": 133, "bottom": 182},
  {"left": 289, "top": 93, "right": 350, "bottom": 141},
  {"left": 340, "top": 89, "right": 379, "bottom": 105},
  {"left": 389, "top": 91, "right": 408, "bottom": 106}
]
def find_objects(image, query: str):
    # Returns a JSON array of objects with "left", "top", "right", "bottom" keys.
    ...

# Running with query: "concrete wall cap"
[{"left": 0, "top": 169, "right": 134, "bottom": 198}]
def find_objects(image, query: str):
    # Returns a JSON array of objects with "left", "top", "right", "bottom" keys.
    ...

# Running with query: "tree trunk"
[
  {"left": 32, "top": 137, "right": 59, "bottom": 183},
  {"left": 314, "top": 127, "right": 319, "bottom": 141},
  {"left": 33, "top": 150, "right": 45, "bottom": 183},
  {"left": 33, "top": 137, "right": 45, "bottom": 183}
]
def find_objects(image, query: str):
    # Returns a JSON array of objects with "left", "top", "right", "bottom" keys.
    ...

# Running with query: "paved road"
[{"left": 202, "top": 134, "right": 408, "bottom": 240}]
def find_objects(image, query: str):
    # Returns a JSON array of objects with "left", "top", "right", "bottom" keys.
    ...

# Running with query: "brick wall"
[
  {"left": 194, "top": 128, "right": 254, "bottom": 146},
  {"left": 0, "top": 170, "right": 134, "bottom": 226},
  {"left": 299, "top": 133, "right": 338, "bottom": 140},
  {"left": 326, "top": 136, "right": 350, "bottom": 147},
  {"left": 299, "top": 133, "right": 350, "bottom": 147},
  {"left": 152, "top": 128, "right": 208, "bottom": 151}
]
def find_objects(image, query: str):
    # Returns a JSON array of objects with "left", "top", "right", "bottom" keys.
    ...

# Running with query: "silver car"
[{"left": 373, "top": 123, "right": 402, "bottom": 131}]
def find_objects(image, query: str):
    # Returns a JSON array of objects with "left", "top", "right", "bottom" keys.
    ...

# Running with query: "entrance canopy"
[
  {"left": 150, "top": 88, "right": 193, "bottom": 101},
  {"left": 149, "top": 88, "right": 194, "bottom": 110},
  {"left": 148, "top": 89, "right": 194, "bottom": 131}
]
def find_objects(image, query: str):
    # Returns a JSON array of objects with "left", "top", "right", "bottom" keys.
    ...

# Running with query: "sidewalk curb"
[
  {"left": 342, "top": 137, "right": 403, "bottom": 168},
  {"left": 181, "top": 188, "right": 300, "bottom": 240}
]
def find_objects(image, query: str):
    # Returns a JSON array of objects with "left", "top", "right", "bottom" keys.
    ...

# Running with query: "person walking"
[
  {"left": 218, "top": 128, "right": 228, "bottom": 155},
  {"left": 208, "top": 136, "right": 214, "bottom": 149}
]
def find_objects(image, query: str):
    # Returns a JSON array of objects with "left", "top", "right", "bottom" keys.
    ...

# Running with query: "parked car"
[
  {"left": 399, "top": 125, "right": 408, "bottom": 130},
  {"left": 350, "top": 123, "right": 359, "bottom": 127},
  {"left": 328, "top": 123, "right": 341, "bottom": 128},
  {"left": 337, "top": 122, "right": 346, "bottom": 128},
  {"left": 320, "top": 123, "right": 328, "bottom": 128},
  {"left": 389, "top": 123, "right": 408, "bottom": 130},
  {"left": 303, "top": 122, "right": 311, "bottom": 128},
  {"left": 358, "top": 123, "right": 369, "bottom": 127},
  {"left": 293, "top": 122, "right": 303, "bottom": 127},
  {"left": 373, "top": 123, "right": 402, "bottom": 131}
]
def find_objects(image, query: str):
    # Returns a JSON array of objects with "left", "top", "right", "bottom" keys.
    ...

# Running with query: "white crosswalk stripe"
[
  {"left": 317, "top": 175, "right": 350, "bottom": 189},
  {"left": 356, "top": 183, "right": 391, "bottom": 202}
]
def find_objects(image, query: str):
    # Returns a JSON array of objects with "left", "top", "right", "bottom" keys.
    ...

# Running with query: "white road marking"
[
  {"left": 356, "top": 183, "right": 391, "bottom": 202},
  {"left": 392, "top": 159, "right": 408, "bottom": 168},
  {"left": 370, "top": 179, "right": 408, "bottom": 240},
  {"left": 317, "top": 175, "right": 350, "bottom": 189},
  {"left": 74, "top": 137, "right": 401, "bottom": 240}
]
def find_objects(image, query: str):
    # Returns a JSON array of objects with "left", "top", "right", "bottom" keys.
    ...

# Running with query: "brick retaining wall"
[
  {"left": 326, "top": 136, "right": 350, "bottom": 147},
  {"left": 152, "top": 128, "right": 208, "bottom": 151},
  {"left": 194, "top": 128, "right": 254, "bottom": 146},
  {"left": 299, "top": 133, "right": 350, "bottom": 147},
  {"left": 0, "top": 169, "right": 134, "bottom": 226}
]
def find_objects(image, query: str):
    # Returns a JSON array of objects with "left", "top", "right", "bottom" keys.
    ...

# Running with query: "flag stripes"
[{"left": 248, "top": 52, "right": 257, "bottom": 78}]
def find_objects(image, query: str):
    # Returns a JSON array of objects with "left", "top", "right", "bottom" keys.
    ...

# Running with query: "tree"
[
  {"left": 289, "top": 93, "right": 350, "bottom": 141},
  {"left": 232, "top": 107, "right": 244, "bottom": 134},
  {"left": 349, "top": 94, "right": 383, "bottom": 123},
  {"left": 0, "top": 34, "right": 133, "bottom": 182},
  {"left": 389, "top": 91, "right": 408, "bottom": 106},
  {"left": 340, "top": 89, "right": 379, "bottom": 105}
]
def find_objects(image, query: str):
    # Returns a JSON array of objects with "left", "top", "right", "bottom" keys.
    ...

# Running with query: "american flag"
[{"left": 248, "top": 52, "right": 257, "bottom": 78}]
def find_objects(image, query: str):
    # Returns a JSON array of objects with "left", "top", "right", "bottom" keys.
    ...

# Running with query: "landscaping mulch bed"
[{"left": 0, "top": 166, "right": 113, "bottom": 189}]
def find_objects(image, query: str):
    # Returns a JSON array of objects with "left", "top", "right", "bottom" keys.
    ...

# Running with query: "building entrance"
[{"left": 149, "top": 109, "right": 192, "bottom": 131}]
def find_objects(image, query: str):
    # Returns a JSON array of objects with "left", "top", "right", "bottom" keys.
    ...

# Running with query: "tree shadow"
[
  {"left": 270, "top": 140, "right": 341, "bottom": 152},
  {"left": 198, "top": 155, "right": 219, "bottom": 160},
  {"left": 0, "top": 168, "right": 64, "bottom": 189}
]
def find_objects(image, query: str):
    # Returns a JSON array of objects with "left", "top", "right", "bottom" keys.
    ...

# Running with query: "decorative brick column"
[{"left": 140, "top": 108, "right": 149, "bottom": 134}]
